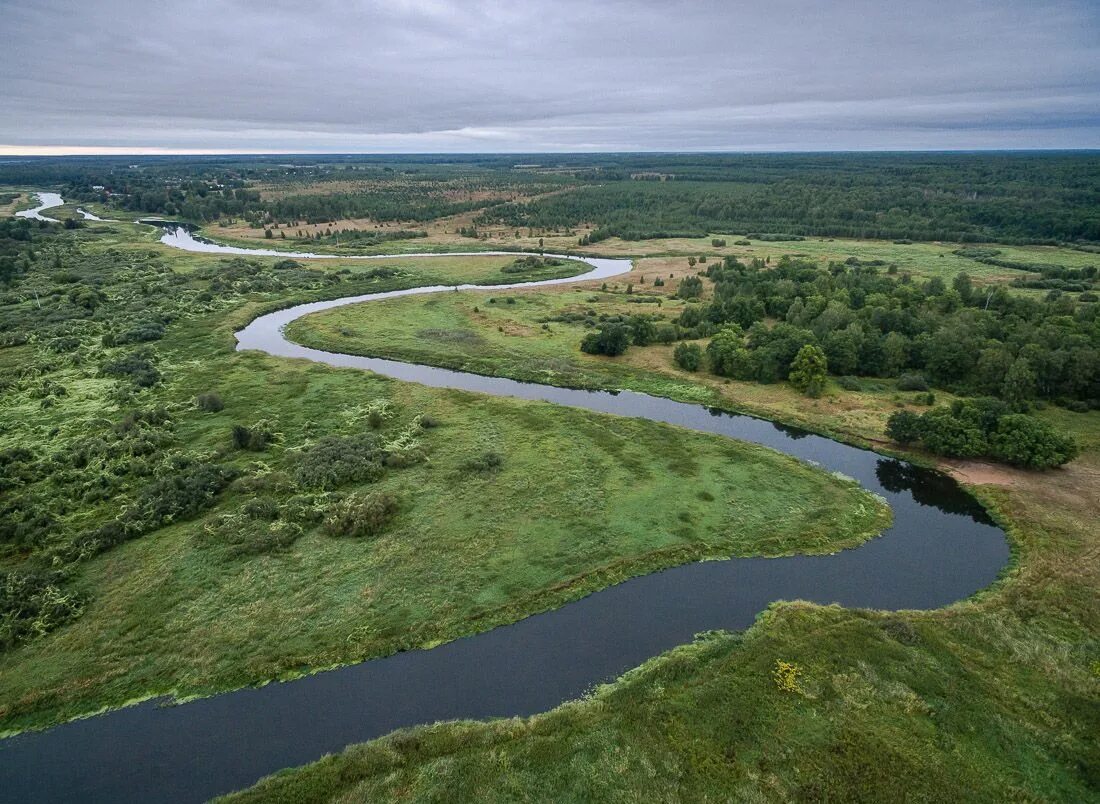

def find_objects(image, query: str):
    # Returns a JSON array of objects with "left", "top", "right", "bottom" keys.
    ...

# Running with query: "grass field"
[
  {"left": 216, "top": 216, "right": 1097, "bottom": 282},
  {"left": 228, "top": 255, "right": 1100, "bottom": 803},
  {"left": 2, "top": 203, "right": 1097, "bottom": 802},
  {"left": 288, "top": 282, "right": 964, "bottom": 447},
  {"left": 0, "top": 229, "right": 889, "bottom": 735},
  {"left": 225, "top": 342, "right": 1100, "bottom": 804}
]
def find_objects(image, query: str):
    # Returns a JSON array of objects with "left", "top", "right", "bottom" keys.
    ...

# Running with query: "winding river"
[
  {"left": 0, "top": 217, "right": 1011, "bottom": 803},
  {"left": 14, "top": 191, "right": 64, "bottom": 222}
]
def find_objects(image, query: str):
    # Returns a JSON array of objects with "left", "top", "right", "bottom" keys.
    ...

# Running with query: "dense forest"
[
  {"left": 477, "top": 153, "right": 1100, "bottom": 243},
  {"left": 579, "top": 253, "right": 1100, "bottom": 418},
  {"left": 2, "top": 152, "right": 1098, "bottom": 242}
]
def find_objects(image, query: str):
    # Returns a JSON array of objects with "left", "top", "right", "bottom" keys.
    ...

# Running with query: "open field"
[{"left": 211, "top": 220, "right": 1097, "bottom": 282}]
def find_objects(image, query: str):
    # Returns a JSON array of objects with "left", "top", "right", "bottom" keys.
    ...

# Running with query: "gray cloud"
[{"left": 1, "top": 0, "right": 1098, "bottom": 152}]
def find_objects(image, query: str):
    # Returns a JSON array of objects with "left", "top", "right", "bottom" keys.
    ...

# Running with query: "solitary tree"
[{"left": 789, "top": 344, "right": 828, "bottom": 397}]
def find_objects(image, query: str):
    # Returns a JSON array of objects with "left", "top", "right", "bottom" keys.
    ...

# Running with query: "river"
[{"left": 0, "top": 214, "right": 1010, "bottom": 803}]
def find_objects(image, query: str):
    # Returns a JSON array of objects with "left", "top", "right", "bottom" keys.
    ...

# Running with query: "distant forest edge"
[{"left": 1, "top": 152, "right": 1098, "bottom": 244}]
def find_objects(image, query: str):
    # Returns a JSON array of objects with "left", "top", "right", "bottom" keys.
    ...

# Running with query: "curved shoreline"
[
  {"left": 14, "top": 191, "right": 64, "bottom": 222},
  {"left": 0, "top": 214, "right": 1011, "bottom": 804}
]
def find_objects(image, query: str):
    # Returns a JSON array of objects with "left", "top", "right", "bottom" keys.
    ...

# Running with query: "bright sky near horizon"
[{"left": 2, "top": 0, "right": 1098, "bottom": 154}]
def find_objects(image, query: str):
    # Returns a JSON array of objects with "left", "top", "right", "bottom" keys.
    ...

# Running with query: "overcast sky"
[{"left": 2, "top": 0, "right": 1098, "bottom": 153}]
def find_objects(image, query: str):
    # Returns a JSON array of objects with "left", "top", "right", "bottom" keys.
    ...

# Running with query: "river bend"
[{"left": 0, "top": 216, "right": 1011, "bottom": 803}]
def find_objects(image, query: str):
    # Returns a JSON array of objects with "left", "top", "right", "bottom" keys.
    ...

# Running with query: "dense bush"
[
  {"left": 897, "top": 373, "right": 930, "bottom": 392},
  {"left": 580, "top": 323, "right": 631, "bottom": 357},
  {"left": 323, "top": 491, "right": 400, "bottom": 538},
  {"left": 293, "top": 433, "right": 384, "bottom": 489},
  {"left": 673, "top": 342, "right": 703, "bottom": 371},
  {"left": 195, "top": 391, "right": 224, "bottom": 412},
  {"left": 886, "top": 400, "right": 1077, "bottom": 468},
  {"left": 231, "top": 423, "right": 275, "bottom": 451},
  {"left": 198, "top": 506, "right": 304, "bottom": 558},
  {"left": 1, "top": 569, "right": 85, "bottom": 649},
  {"left": 100, "top": 350, "right": 161, "bottom": 388},
  {"left": 501, "top": 256, "right": 563, "bottom": 274},
  {"left": 676, "top": 276, "right": 704, "bottom": 300}
]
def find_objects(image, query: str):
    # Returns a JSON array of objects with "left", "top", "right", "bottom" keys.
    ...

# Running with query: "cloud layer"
[{"left": 2, "top": 0, "right": 1098, "bottom": 152}]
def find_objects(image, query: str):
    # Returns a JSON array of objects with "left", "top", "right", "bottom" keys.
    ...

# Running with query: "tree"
[
  {"left": 822, "top": 326, "right": 861, "bottom": 376},
  {"left": 705, "top": 324, "right": 745, "bottom": 376},
  {"left": 886, "top": 410, "right": 923, "bottom": 444},
  {"left": 628, "top": 315, "right": 656, "bottom": 346},
  {"left": 989, "top": 414, "right": 1078, "bottom": 468},
  {"left": 580, "top": 324, "right": 630, "bottom": 356},
  {"left": 974, "top": 346, "right": 1013, "bottom": 396},
  {"left": 881, "top": 331, "right": 910, "bottom": 376},
  {"left": 1001, "top": 357, "right": 1037, "bottom": 409},
  {"left": 789, "top": 344, "right": 828, "bottom": 397},
  {"left": 673, "top": 342, "right": 703, "bottom": 371},
  {"left": 952, "top": 272, "right": 974, "bottom": 303}
]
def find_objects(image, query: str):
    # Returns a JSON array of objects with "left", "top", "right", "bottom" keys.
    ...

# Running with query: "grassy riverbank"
[
  {"left": 0, "top": 225, "right": 889, "bottom": 735},
  {"left": 224, "top": 372, "right": 1100, "bottom": 804},
  {"left": 287, "top": 284, "right": 938, "bottom": 447},
  {"left": 228, "top": 254, "right": 1100, "bottom": 802}
]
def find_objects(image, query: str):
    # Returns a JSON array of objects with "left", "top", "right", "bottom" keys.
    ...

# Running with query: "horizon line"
[{"left": 2, "top": 145, "right": 1099, "bottom": 158}]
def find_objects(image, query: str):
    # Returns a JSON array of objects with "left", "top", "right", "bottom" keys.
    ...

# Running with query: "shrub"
[
  {"left": 100, "top": 350, "right": 161, "bottom": 388},
  {"left": 231, "top": 423, "right": 275, "bottom": 451},
  {"left": 462, "top": 450, "right": 503, "bottom": 474},
  {"left": 293, "top": 433, "right": 384, "bottom": 489},
  {"left": 580, "top": 323, "right": 630, "bottom": 356},
  {"left": 838, "top": 375, "right": 861, "bottom": 391},
  {"left": 897, "top": 373, "right": 930, "bottom": 392},
  {"left": 885, "top": 410, "right": 923, "bottom": 444},
  {"left": 323, "top": 491, "right": 400, "bottom": 538},
  {"left": 773, "top": 660, "right": 803, "bottom": 694},
  {"left": 673, "top": 342, "right": 703, "bottom": 371},
  {"left": 195, "top": 391, "right": 224, "bottom": 412},
  {"left": 711, "top": 239, "right": 726, "bottom": 247}
]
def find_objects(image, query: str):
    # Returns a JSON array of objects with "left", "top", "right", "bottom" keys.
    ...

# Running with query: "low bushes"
[
  {"left": 293, "top": 433, "right": 385, "bottom": 489},
  {"left": 886, "top": 399, "right": 1077, "bottom": 468},
  {"left": 0, "top": 569, "right": 85, "bottom": 650},
  {"left": 195, "top": 391, "right": 224, "bottom": 412},
  {"left": 323, "top": 491, "right": 400, "bottom": 538},
  {"left": 673, "top": 342, "right": 703, "bottom": 371},
  {"left": 461, "top": 450, "right": 503, "bottom": 474}
]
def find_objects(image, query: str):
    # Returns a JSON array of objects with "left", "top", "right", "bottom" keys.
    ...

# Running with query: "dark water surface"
[{"left": 0, "top": 228, "right": 1010, "bottom": 803}]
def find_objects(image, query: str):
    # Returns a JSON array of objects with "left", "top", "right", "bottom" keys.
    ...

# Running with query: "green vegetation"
[
  {"left": 5, "top": 152, "right": 1100, "bottom": 244},
  {"left": 886, "top": 399, "right": 1078, "bottom": 468},
  {"left": 2, "top": 153, "right": 1099, "bottom": 802},
  {"left": 0, "top": 215, "right": 888, "bottom": 734}
]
